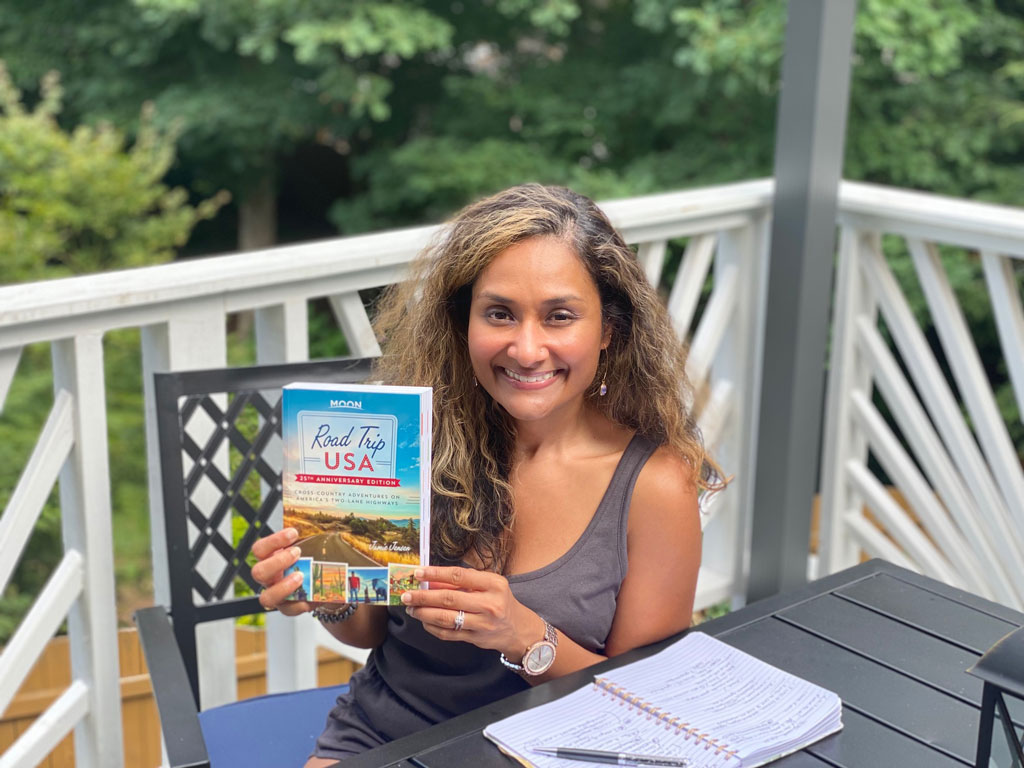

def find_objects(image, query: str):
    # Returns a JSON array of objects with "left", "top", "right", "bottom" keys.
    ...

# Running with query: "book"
[
  {"left": 484, "top": 632, "right": 842, "bottom": 768},
  {"left": 281, "top": 382, "right": 432, "bottom": 606}
]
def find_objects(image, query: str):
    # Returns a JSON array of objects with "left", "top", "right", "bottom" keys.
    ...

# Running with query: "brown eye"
[{"left": 486, "top": 308, "right": 513, "bottom": 322}]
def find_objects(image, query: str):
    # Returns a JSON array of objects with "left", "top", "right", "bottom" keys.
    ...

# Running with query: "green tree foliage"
[
  {"left": 331, "top": 1, "right": 714, "bottom": 231},
  {"left": 400, "top": 518, "right": 419, "bottom": 549},
  {"left": 2, "top": 1, "right": 1020, "bottom": 229},
  {"left": 0, "top": 63, "right": 228, "bottom": 282},
  {"left": 634, "top": 0, "right": 1024, "bottom": 202},
  {"left": 0, "top": 0, "right": 460, "bottom": 247},
  {"left": 0, "top": 64, "right": 225, "bottom": 641},
  {"left": 348, "top": 517, "right": 371, "bottom": 538},
  {"left": 335, "top": 0, "right": 1022, "bottom": 231}
]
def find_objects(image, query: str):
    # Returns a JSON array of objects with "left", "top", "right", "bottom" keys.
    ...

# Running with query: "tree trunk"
[
  {"left": 238, "top": 172, "right": 277, "bottom": 251},
  {"left": 236, "top": 172, "right": 278, "bottom": 338}
]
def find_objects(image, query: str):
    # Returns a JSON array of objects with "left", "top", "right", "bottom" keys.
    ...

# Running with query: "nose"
[{"left": 508, "top": 319, "right": 547, "bottom": 367}]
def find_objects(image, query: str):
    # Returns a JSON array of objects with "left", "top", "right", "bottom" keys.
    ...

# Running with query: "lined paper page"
[
  {"left": 484, "top": 684, "right": 739, "bottom": 768},
  {"left": 601, "top": 633, "right": 841, "bottom": 765}
]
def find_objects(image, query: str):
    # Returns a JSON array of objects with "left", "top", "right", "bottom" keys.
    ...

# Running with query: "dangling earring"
[
  {"left": 473, "top": 376, "right": 478, "bottom": 388},
  {"left": 598, "top": 350, "right": 608, "bottom": 396}
]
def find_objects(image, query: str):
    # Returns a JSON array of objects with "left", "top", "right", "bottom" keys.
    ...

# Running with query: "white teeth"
[{"left": 504, "top": 368, "right": 556, "bottom": 383}]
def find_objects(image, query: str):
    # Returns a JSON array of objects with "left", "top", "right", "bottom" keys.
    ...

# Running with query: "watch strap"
[
  {"left": 499, "top": 619, "right": 557, "bottom": 674},
  {"left": 498, "top": 652, "right": 526, "bottom": 672},
  {"left": 542, "top": 619, "right": 558, "bottom": 647}
]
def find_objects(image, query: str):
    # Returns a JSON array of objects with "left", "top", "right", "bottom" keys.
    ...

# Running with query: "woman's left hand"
[{"left": 402, "top": 565, "right": 543, "bottom": 659}]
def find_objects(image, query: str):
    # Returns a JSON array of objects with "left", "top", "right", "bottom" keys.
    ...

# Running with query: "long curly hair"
[{"left": 372, "top": 184, "right": 720, "bottom": 572}]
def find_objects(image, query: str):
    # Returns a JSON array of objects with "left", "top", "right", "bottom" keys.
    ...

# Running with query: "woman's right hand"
[{"left": 250, "top": 527, "right": 309, "bottom": 616}]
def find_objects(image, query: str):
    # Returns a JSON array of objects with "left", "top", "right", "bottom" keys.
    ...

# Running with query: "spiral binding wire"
[{"left": 593, "top": 678, "right": 740, "bottom": 760}]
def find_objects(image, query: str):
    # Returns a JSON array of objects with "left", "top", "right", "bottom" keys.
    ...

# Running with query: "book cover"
[{"left": 281, "top": 382, "right": 432, "bottom": 606}]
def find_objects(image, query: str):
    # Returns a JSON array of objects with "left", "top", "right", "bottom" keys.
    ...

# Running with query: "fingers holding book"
[
  {"left": 400, "top": 572, "right": 492, "bottom": 640},
  {"left": 251, "top": 527, "right": 312, "bottom": 616},
  {"left": 405, "top": 604, "right": 473, "bottom": 637},
  {"left": 401, "top": 565, "right": 541, "bottom": 659}
]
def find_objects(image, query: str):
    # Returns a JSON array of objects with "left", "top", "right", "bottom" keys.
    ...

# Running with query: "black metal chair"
[{"left": 135, "top": 357, "right": 374, "bottom": 768}]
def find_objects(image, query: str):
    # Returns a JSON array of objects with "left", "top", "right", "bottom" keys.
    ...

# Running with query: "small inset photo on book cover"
[
  {"left": 310, "top": 562, "right": 348, "bottom": 603},
  {"left": 388, "top": 564, "right": 422, "bottom": 605},
  {"left": 284, "top": 557, "right": 314, "bottom": 603},
  {"left": 349, "top": 567, "right": 389, "bottom": 605}
]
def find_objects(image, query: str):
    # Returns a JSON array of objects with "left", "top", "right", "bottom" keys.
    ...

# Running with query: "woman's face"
[{"left": 467, "top": 236, "right": 609, "bottom": 425}]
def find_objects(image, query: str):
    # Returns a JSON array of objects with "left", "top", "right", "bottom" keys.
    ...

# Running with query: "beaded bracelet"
[
  {"left": 310, "top": 604, "right": 357, "bottom": 624},
  {"left": 499, "top": 652, "right": 527, "bottom": 674}
]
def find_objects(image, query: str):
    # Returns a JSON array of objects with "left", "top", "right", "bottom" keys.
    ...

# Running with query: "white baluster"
[
  {"left": 141, "top": 300, "right": 235, "bottom": 710},
  {"left": 52, "top": 334, "right": 124, "bottom": 768},
  {"left": 0, "top": 346, "right": 21, "bottom": 414},
  {"left": 908, "top": 239, "right": 1024, "bottom": 524},
  {"left": 328, "top": 291, "right": 383, "bottom": 358},
  {"left": 981, "top": 251, "right": 1024, "bottom": 422},
  {"left": 699, "top": 221, "right": 764, "bottom": 609},
  {"left": 856, "top": 319, "right": 1021, "bottom": 607},
  {"left": 636, "top": 239, "right": 668, "bottom": 288},
  {"left": 666, "top": 234, "right": 717, "bottom": 338},
  {"left": 818, "top": 228, "right": 875, "bottom": 574},
  {"left": 255, "top": 299, "right": 320, "bottom": 694}
]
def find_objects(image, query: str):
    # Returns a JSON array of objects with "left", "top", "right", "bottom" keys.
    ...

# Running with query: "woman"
[{"left": 252, "top": 184, "right": 720, "bottom": 765}]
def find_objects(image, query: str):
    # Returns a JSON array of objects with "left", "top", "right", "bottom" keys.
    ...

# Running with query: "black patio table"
[{"left": 333, "top": 559, "right": 1024, "bottom": 768}]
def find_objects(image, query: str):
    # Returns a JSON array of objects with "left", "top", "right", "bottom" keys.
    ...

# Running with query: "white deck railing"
[
  {"left": 821, "top": 183, "right": 1024, "bottom": 608},
  {"left": 1, "top": 178, "right": 1022, "bottom": 766}
]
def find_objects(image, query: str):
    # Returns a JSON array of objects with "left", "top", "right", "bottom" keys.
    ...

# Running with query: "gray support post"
[{"left": 747, "top": 0, "right": 857, "bottom": 601}]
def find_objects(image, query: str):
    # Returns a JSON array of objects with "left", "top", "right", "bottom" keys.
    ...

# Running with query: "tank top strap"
[{"left": 591, "top": 433, "right": 659, "bottom": 579}]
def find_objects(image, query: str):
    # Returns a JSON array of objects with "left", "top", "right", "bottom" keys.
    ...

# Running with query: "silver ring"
[{"left": 453, "top": 609, "right": 465, "bottom": 631}]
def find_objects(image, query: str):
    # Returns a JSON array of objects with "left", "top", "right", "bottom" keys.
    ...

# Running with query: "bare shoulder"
[
  {"left": 605, "top": 444, "right": 702, "bottom": 655},
  {"left": 629, "top": 445, "right": 699, "bottom": 527}
]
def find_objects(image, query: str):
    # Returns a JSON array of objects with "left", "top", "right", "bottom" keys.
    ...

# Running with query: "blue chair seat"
[{"left": 198, "top": 684, "right": 349, "bottom": 767}]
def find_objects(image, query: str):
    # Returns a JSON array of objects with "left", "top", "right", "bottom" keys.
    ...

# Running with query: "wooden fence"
[{"left": 0, "top": 626, "right": 360, "bottom": 768}]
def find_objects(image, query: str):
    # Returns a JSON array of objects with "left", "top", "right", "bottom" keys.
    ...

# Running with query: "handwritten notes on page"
[
  {"left": 485, "top": 685, "right": 739, "bottom": 768},
  {"left": 601, "top": 633, "right": 842, "bottom": 767},
  {"left": 483, "top": 632, "right": 842, "bottom": 768}
]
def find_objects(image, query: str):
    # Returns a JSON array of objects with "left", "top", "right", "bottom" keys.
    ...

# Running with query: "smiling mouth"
[{"left": 502, "top": 367, "right": 559, "bottom": 384}]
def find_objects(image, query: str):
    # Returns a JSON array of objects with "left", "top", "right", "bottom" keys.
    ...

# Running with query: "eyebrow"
[{"left": 477, "top": 292, "right": 585, "bottom": 305}]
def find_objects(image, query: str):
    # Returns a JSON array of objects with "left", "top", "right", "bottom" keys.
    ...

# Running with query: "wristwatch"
[{"left": 500, "top": 619, "right": 558, "bottom": 676}]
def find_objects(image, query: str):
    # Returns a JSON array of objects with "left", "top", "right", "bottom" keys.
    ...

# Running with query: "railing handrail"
[
  {"left": 0, "top": 226, "right": 435, "bottom": 347},
  {"left": 6, "top": 177, "right": 1023, "bottom": 348},
  {"left": 839, "top": 180, "right": 1024, "bottom": 236},
  {"left": 838, "top": 180, "right": 1024, "bottom": 257},
  {"left": 0, "top": 178, "right": 777, "bottom": 348}
]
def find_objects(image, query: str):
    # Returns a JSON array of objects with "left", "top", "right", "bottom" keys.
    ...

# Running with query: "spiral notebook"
[{"left": 484, "top": 632, "right": 842, "bottom": 768}]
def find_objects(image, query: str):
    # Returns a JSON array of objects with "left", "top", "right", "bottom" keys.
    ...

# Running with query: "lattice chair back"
[{"left": 152, "top": 357, "right": 374, "bottom": 706}]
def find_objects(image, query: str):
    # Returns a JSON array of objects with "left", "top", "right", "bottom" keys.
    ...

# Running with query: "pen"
[{"left": 531, "top": 746, "right": 691, "bottom": 767}]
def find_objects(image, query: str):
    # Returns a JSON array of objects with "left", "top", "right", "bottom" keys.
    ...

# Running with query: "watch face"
[{"left": 524, "top": 641, "right": 556, "bottom": 675}]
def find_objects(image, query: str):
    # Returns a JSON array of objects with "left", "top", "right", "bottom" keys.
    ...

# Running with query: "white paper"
[
  {"left": 485, "top": 685, "right": 738, "bottom": 768},
  {"left": 484, "top": 633, "right": 841, "bottom": 768}
]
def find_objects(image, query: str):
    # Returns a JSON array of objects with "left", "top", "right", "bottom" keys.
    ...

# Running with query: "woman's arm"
[
  {"left": 603, "top": 447, "right": 702, "bottom": 656},
  {"left": 400, "top": 565, "right": 607, "bottom": 684},
  {"left": 401, "top": 447, "right": 701, "bottom": 682},
  {"left": 318, "top": 604, "right": 389, "bottom": 648},
  {"left": 402, "top": 453, "right": 700, "bottom": 683},
  {"left": 251, "top": 528, "right": 389, "bottom": 649},
  {"left": 530, "top": 451, "right": 700, "bottom": 678}
]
